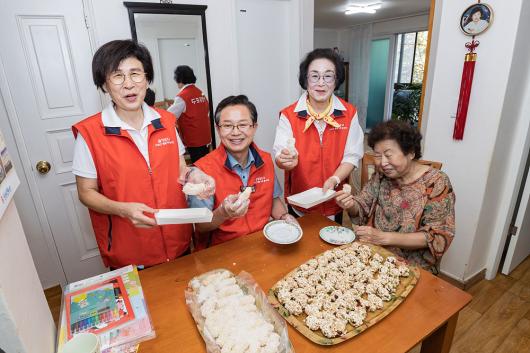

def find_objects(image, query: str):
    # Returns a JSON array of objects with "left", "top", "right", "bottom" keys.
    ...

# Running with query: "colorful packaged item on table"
[{"left": 57, "top": 265, "right": 155, "bottom": 353}]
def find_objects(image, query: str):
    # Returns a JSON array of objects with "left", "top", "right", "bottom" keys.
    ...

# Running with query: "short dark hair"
[
  {"left": 174, "top": 65, "right": 197, "bottom": 84},
  {"left": 298, "top": 48, "right": 345, "bottom": 90},
  {"left": 368, "top": 120, "right": 423, "bottom": 160},
  {"left": 92, "top": 40, "right": 154, "bottom": 92},
  {"left": 214, "top": 95, "right": 258, "bottom": 125}
]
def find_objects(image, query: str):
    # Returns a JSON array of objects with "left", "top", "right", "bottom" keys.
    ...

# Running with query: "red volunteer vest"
[
  {"left": 193, "top": 144, "right": 274, "bottom": 249},
  {"left": 281, "top": 97, "right": 357, "bottom": 216},
  {"left": 72, "top": 108, "right": 192, "bottom": 268},
  {"left": 177, "top": 85, "right": 211, "bottom": 147}
]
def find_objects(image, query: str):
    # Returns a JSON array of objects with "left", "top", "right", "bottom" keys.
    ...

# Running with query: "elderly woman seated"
[{"left": 335, "top": 120, "right": 455, "bottom": 274}]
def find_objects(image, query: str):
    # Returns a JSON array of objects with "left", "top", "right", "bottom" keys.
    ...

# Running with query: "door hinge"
[
  {"left": 84, "top": 15, "right": 90, "bottom": 29},
  {"left": 509, "top": 224, "right": 518, "bottom": 236}
]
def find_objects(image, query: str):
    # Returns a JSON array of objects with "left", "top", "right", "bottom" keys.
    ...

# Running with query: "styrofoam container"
[
  {"left": 287, "top": 187, "right": 336, "bottom": 209},
  {"left": 155, "top": 208, "right": 213, "bottom": 225}
]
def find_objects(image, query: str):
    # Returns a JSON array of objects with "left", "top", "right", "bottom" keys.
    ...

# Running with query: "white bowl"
[{"left": 263, "top": 220, "right": 303, "bottom": 244}]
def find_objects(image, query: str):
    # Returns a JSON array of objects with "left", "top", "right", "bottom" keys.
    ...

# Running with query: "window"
[
  {"left": 391, "top": 30, "right": 428, "bottom": 127},
  {"left": 393, "top": 31, "right": 428, "bottom": 84}
]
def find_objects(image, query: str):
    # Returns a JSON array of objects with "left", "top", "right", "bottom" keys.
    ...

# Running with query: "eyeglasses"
[
  {"left": 217, "top": 123, "right": 254, "bottom": 133},
  {"left": 108, "top": 71, "right": 146, "bottom": 85},
  {"left": 307, "top": 72, "right": 336, "bottom": 84}
]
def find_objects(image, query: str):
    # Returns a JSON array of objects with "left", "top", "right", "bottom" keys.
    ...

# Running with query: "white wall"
[
  {"left": 474, "top": 0, "right": 530, "bottom": 278},
  {"left": 135, "top": 15, "right": 207, "bottom": 101},
  {"left": 0, "top": 202, "right": 55, "bottom": 353},
  {"left": 422, "top": 0, "right": 525, "bottom": 280},
  {"left": 314, "top": 28, "right": 339, "bottom": 49},
  {"left": 314, "top": 14, "right": 429, "bottom": 62},
  {"left": 236, "top": 0, "right": 291, "bottom": 153}
]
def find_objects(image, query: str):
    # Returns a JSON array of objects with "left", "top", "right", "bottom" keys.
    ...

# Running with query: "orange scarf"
[{"left": 303, "top": 98, "right": 340, "bottom": 132}]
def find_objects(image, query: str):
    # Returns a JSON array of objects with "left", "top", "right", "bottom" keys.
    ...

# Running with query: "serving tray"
[{"left": 267, "top": 243, "right": 420, "bottom": 345}]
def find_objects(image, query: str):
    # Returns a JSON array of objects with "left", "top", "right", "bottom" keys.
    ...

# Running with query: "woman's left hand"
[
  {"left": 355, "top": 226, "right": 390, "bottom": 246},
  {"left": 323, "top": 176, "right": 340, "bottom": 193}
]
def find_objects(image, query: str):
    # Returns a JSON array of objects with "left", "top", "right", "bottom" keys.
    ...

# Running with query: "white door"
[
  {"left": 158, "top": 38, "right": 198, "bottom": 100},
  {"left": 502, "top": 171, "right": 530, "bottom": 274},
  {"left": 0, "top": 0, "right": 106, "bottom": 283}
]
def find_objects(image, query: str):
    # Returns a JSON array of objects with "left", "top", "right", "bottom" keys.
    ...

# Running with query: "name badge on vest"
[{"left": 240, "top": 185, "right": 256, "bottom": 193}]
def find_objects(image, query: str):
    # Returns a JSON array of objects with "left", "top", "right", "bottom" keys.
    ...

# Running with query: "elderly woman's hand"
[
  {"left": 355, "top": 226, "right": 390, "bottom": 246},
  {"left": 334, "top": 190, "right": 354, "bottom": 210},
  {"left": 275, "top": 148, "right": 298, "bottom": 170}
]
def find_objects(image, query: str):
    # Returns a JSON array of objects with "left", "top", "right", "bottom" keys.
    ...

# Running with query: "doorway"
[{"left": 0, "top": 0, "right": 106, "bottom": 285}]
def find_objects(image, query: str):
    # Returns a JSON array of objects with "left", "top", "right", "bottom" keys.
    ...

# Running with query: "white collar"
[
  {"left": 101, "top": 102, "right": 160, "bottom": 131},
  {"left": 294, "top": 91, "right": 346, "bottom": 113},
  {"left": 178, "top": 83, "right": 194, "bottom": 94}
]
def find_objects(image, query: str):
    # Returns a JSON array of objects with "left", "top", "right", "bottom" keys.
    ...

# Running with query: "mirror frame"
[{"left": 124, "top": 2, "right": 216, "bottom": 147}]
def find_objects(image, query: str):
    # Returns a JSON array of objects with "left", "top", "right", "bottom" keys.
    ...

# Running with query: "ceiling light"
[{"left": 345, "top": 3, "right": 382, "bottom": 15}]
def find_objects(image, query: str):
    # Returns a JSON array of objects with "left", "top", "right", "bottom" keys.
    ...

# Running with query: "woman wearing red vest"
[
  {"left": 72, "top": 40, "right": 214, "bottom": 269},
  {"left": 167, "top": 65, "right": 212, "bottom": 163},
  {"left": 189, "top": 95, "right": 298, "bottom": 249},
  {"left": 273, "top": 48, "right": 364, "bottom": 223}
]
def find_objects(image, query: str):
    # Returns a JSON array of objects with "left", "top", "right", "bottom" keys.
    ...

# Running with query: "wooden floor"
[{"left": 45, "top": 256, "right": 530, "bottom": 352}]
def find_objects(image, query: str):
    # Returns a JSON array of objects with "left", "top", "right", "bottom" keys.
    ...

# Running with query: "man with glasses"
[
  {"left": 72, "top": 40, "right": 214, "bottom": 269},
  {"left": 188, "top": 95, "right": 297, "bottom": 249},
  {"left": 273, "top": 48, "right": 364, "bottom": 224}
]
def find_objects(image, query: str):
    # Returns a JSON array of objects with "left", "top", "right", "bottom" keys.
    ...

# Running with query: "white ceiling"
[{"left": 315, "top": 0, "right": 431, "bottom": 29}]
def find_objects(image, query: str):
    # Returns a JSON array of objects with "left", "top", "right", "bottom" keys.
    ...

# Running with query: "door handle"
[{"left": 36, "top": 160, "right": 51, "bottom": 174}]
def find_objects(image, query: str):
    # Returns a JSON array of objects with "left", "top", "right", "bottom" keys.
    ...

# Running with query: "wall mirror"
[{"left": 124, "top": 2, "right": 216, "bottom": 146}]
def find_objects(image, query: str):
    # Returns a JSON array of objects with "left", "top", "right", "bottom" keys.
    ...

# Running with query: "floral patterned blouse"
[{"left": 353, "top": 167, "right": 455, "bottom": 273}]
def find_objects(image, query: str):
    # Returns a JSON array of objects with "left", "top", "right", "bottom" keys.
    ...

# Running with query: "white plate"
[
  {"left": 263, "top": 220, "right": 303, "bottom": 244},
  {"left": 287, "top": 187, "right": 336, "bottom": 209},
  {"left": 319, "top": 226, "right": 356, "bottom": 245},
  {"left": 155, "top": 208, "right": 213, "bottom": 225}
]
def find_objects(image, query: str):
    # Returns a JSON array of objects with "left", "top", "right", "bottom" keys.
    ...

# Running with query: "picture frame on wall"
[{"left": 460, "top": 3, "right": 493, "bottom": 36}]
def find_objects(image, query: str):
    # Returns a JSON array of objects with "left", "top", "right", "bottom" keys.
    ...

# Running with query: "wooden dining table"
[{"left": 137, "top": 214, "right": 472, "bottom": 353}]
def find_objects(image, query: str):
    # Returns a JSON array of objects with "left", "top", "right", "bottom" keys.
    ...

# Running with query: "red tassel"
[
  {"left": 453, "top": 53, "right": 477, "bottom": 140},
  {"left": 453, "top": 39, "right": 479, "bottom": 140}
]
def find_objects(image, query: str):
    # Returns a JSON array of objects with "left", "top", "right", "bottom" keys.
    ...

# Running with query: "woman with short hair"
[
  {"left": 335, "top": 120, "right": 455, "bottom": 273},
  {"left": 273, "top": 48, "right": 364, "bottom": 223},
  {"left": 72, "top": 40, "right": 213, "bottom": 269}
]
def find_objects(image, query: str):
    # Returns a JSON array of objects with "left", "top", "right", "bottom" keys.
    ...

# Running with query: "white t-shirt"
[
  {"left": 166, "top": 84, "right": 193, "bottom": 119},
  {"left": 464, "top": 19, "right": 488, "bottom": 34},
  {"left": 72, "top": 102, "right": 185, "bottom": 179},
  {"left": 272, "top": 92, "right": 364, "bottom": 168}
]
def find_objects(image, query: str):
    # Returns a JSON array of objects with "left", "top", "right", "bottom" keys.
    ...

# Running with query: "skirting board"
[{"left": 439, "top": 268, "right": 486, "bottom": 290}]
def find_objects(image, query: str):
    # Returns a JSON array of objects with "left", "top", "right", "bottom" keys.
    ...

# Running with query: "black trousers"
[
  {"left": 288, "top": 205, "right": 343, "bottom": 225},
  {"left": 187, "top": 145, "right": 210, "bottom": 163}
]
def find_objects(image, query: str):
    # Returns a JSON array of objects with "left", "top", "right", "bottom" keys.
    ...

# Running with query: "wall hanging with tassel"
[{"left": 454, "top": 2, "right": 493, "bottom": 140}]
